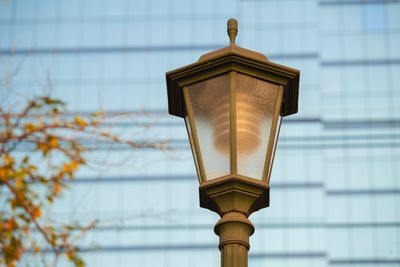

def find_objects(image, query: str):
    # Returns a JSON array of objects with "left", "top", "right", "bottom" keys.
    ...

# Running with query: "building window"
[{"left": 363, "top": 4, "right": 387, "bottom": 33}]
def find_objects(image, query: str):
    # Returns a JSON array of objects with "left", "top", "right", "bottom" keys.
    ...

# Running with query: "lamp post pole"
[
  {"left": 215, "top": 212, "right": 254, "bottom": 267},
  {"left": 166, "top": 18, "right": 300, "bottom": 267}
]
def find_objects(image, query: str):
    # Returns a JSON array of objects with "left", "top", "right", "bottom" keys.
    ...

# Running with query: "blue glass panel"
[{"left": 363, "top": 4, "right": 387, "bottom": 33}]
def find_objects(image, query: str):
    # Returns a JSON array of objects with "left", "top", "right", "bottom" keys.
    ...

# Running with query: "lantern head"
[{"left": 166, "top": 19, "right": 299, "bottom": 216}]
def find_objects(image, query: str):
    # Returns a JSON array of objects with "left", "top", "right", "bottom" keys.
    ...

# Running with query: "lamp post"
[{"left": 166, "top": 18, "right": 300, "bottom": 267}]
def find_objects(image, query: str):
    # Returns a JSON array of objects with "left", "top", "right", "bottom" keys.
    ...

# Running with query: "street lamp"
[{"left": 166, "top": 18, "right": 299, "bottom": 267}]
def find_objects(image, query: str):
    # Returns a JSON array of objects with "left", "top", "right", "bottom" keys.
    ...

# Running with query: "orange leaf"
[
  {"left": 0, "top": 167, "right": 8, "bottom": 180},
  {"left": 33, "top": 245, "right": 41, "bottom": 254},
  {"left": 22, "top": 225, "right": 29, "bottom": 234},
  {"left": 32, "top": 207, "right": 42, "bottom": 219},
  {"left": 10, "top": 198, "right": 18, "bottom": 209},
  {"left": 5, "top": 218, "right": 18, "bottom": 231},
  {"left": 2, "top": 154, "right": 14, "bottom": 165},
  {"left": 52, "top": 183, "right": 62, "bottom": 194},
  {"left": 48, "top": 135, "right": 59, "bottom": 148},
  {"left": 37, "top": 143, "right": 49, "bottom": 155}
]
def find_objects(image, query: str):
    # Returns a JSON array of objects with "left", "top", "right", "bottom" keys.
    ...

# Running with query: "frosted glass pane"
[
  {"left": 187, "top": 74, "right": 230, "bottom": 180},
  {"left": 185, "top": 116, "right": 201, "bottom": 182},
  {"left": 267, "top": 115, "right": 282, "bottom": 182},
  {"left": 236, "top": 73, "right": 280, "bottom": 179}
]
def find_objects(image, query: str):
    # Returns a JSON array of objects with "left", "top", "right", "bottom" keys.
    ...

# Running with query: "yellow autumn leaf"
[
  {"left": 62, "top": 161, "right": 80, "bottom": 174},
  {"left": 74, "top": 115, "right": 87, "bottom": 128},
  {"left": 3, "top": 154, "right": 14, "bottom": 165},
  {"left": 0, "top": 167, "right": 7, "bottom": 180},
  {"left": 23, "top": 122, "right": 36, "bottom": 132},
  {"left": 48, "top": 135, "right": 59, "bottom": 148},
  {"left": 66, "top": 250, "right": 74, "bottom": 260},
  {"left": 37, "top": 143, "right": 50, "bottom": 155},
  {"left": 15, "top": 178, "right": 24, "bottom": 189}
]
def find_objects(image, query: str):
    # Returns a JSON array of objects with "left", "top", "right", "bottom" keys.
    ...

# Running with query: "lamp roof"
[{"left": 166, "top": 18, "right": 299, "bottom": 118}]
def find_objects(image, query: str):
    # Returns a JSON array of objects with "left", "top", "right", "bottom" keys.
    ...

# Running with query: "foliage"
[{"left": 0, "top": 95, "right": 166, "bottom": 266}]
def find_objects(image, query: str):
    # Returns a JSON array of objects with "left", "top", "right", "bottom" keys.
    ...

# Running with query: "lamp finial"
[{"left": 227, "top": 18, "right": 238, "bottom": 45}]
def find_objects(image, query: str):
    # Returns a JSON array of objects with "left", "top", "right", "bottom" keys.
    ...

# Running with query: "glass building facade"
[{"left": 1, "top": 0, "right": 399, "bottom": 266}]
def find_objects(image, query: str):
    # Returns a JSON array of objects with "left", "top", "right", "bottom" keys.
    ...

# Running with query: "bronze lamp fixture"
[{"left": 166, "top": 18, "right": 300, "bottom": 267}]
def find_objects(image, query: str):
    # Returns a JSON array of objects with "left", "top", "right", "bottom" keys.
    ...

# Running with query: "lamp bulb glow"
[{"left": 212, "top": 92, "right": 261, "bottom": 155}]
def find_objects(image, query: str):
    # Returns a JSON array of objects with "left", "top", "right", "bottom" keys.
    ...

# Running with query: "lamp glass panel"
[
  {"left": 235, "top": 73, "right": 280, "bottom": 179},
  {"left": 186, "top": 74, "right": 230, "bottom": 180},
  {"left": 266, "top": 115, "right": 282, "bottom": 183},
  {"left": 184, "top": 116, "right": 201, "bottom": 182}
]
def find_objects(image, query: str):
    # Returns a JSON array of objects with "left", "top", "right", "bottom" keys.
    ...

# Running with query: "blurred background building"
[{"left": 1, "top": 0, "right": 399, "bottom": 266}]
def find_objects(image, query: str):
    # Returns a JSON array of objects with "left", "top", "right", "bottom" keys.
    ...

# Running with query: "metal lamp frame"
[{"left": 166, "top": 18, "right": 300, "bottom": 267}]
